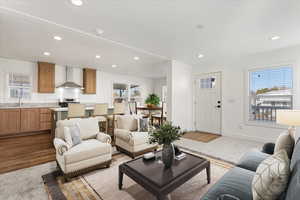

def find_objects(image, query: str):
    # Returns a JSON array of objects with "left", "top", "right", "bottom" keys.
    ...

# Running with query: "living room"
[{"left": 1, "top": 1, "right": 300, "bottom": 200}]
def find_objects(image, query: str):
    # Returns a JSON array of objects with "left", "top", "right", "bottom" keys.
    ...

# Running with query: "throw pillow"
[
  {"left": 63, "top": 127, "right": 73, "bottom": 147},
  {"left": 252, "top": 150, "right": 290, "bottom": 200},
  {"left": 139, "top": 118, "right": 149, "bottom": 132},
  {"left": 274, "top": 131, "right": 295, "bottom": 158},
  {"left": 69, "top": 123, "right": 82, "bottom": 146}
]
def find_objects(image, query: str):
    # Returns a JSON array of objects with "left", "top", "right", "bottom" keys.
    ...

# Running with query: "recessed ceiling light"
[
  {"left": 95, "top": 55, "right": 101, "bottom": 59},
  {"left": 271, "top": 36, "right": 280, "bottom": 40},
  {"left": 43, "top": 52, "right": 50, "bottom": 56},
  {"left": 96, "top": 28, "right": 104, "bottom": 35},
  {"left": 70, "top": 0, "right": 83, "bottom": 6},
  {"left": 133, "top": 56, "right": 140, "bottom": 60},
  {"left": 53, "top": 36, "right": 62, "bottom": 41},
  {"left": 112, "top": 64, "right": 117, "bottom": 68},
  {"left": 198, "top": 54, "right": 204, "bottom": 58}
]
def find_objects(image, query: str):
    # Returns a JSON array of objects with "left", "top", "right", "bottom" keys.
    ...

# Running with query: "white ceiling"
[{"left": 1, "top": 0, "right": 300, "bottom": 75}]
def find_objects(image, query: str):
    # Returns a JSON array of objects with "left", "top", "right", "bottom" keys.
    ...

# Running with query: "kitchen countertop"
[
  {"left": 0, "top": 103, "right": 59, "bottom": 109},
  {"left": 51, "top": 106, "right": 114, "bottom": 112}
]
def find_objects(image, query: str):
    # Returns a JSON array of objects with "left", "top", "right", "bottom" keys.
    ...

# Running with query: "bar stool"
[
  {"left": 108, "top": 102, "right": 126, "bottom": 139},
  {"left": 67, "top": 104, "right": 85, "bottom": 119},
  {"left": 93, "top": 103, "right": 109, "bottom": 133}
]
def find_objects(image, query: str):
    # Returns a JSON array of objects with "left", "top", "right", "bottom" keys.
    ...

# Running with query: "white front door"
[{"left": 194, "top": 72, "right": 222, "bottom": 134}]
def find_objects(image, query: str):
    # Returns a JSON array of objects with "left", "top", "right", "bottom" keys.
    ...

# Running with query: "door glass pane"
[{"left": 200, "top": 77, "right": 216, "bottom": 89}]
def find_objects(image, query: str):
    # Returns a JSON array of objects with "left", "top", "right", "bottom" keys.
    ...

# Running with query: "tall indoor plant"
[
  {"left": 149, "top": 122, "right": 183, "bottom": 168},
  {"left": 145, "top": 93, "right": 160, "bottom": 108}
]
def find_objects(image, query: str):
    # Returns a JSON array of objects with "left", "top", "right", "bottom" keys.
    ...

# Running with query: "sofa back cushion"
[
  {"left": 290, "top": 138, "right": 300, "bottom": 171},
  {"left": 284, "top": 161, "right": 300, "bottom": 200},
  {"left": 56, "top": 118, "right": 99, "bottom": 140},
  {"left": 116, "top": 115, "right": 138, "bottom": 131}
]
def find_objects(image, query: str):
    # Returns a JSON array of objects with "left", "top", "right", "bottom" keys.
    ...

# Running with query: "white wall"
[
  {"left": 167, "top": 60, "right": 193, "bottom": 131},
  {"left": 0, "top": 57, "right": 154, "bottom": 106},
  {"left": 193, "top": 45, "right": 300, "bottom": 142},
  {"left": 153, "top": 77, "right": 166, "bottom": 99}
]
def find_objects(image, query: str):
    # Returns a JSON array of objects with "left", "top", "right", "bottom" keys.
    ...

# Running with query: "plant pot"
[
  {"left": 147, "top": 104, "right": 155, "bottom": 108},
  {"left": 162, "top": 143, "right": 175, "bottom": 168}
]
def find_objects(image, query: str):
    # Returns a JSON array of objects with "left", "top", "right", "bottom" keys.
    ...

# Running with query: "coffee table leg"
[
  {"left": 119, "top": 168, "right": 123, "bottom": 190},
  {"left": 206, "top": 162, "right": 211, "bottom": 184}
]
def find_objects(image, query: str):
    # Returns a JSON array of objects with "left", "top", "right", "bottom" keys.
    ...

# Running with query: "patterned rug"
[
  {"left": 182, "top": 132, "right": 221, "bottom": 143},
  {"left": 43, "top": 152, "right": 233, "bottom": 200}
]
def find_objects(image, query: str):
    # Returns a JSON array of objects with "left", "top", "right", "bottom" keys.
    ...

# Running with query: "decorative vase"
[{"left": 162, "top": 143, "right": 175, "bottom": 168}]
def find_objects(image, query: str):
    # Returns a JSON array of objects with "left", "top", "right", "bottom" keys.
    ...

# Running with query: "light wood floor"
[{"left": 0, "top": 132, "right": 55, "bottom": 174}]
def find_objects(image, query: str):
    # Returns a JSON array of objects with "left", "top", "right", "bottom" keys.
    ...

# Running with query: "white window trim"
[{"left": 244, "top": 62, "right": 296, "bottom": 129}]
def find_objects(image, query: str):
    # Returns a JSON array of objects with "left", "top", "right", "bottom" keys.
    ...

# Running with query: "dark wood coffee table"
[{"left": 119, "top": 151, "right": 210, "bottom": 200}]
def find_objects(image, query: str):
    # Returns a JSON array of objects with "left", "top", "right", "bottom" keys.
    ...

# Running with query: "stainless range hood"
[{"left": 56, "top": 66, "right": 83, "bottom": 89}]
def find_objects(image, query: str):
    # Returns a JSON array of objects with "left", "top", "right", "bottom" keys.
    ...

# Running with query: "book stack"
[{"left": 175, "top": 152, "right": 186, "bottom": 160}]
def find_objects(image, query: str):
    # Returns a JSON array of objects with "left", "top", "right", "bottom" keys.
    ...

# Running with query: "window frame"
[{"left": 244, "top": 63, "right": 296, "bottom": 129}]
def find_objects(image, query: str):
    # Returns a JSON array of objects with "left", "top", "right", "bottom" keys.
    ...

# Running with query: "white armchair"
[
  {"left": 54, "top": 118, "right": 112, "bottom": 181},
  {"left": 115, "top": 115, "right": 157, "bottom": 158}
]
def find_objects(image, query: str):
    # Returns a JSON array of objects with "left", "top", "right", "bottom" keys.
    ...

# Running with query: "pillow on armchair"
[{"left": 64, "top": 123, "right": 82, "bottom": 147}]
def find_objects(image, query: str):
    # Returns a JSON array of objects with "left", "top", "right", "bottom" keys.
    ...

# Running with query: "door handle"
[{"left": 215, "top": 105, "right": 221, "bottom": 108}]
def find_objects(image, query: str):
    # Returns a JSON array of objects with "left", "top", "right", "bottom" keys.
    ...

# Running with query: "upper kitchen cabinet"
[
  {"left": 83, "top": 68, "right": 96, "bottom": 94},
  {"left": 37, "top": 62, "right": 55, "bottom": 93}
]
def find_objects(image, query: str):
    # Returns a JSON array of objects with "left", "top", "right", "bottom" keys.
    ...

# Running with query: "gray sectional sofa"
[{"left": 201, "top": 138, "right": 300, "bottom": 200}]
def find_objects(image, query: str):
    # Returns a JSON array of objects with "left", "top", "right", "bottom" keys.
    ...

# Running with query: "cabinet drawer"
[
  {"left": 40, "top": 122, "right": 52, "bottom": 130},
  {"left": 40, "top": 108, "right": 51, "bottom": 114},
  {"left": 40, "top": 113, "right": 52, "bottom": 122}
]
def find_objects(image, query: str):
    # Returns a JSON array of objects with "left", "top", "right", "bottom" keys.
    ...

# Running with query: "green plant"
[
  {"left": 145, "top": 93, "right": 160, "bottom": 106},
  {"left": 149, "top": 122, "right": 183, "bottom": 145}
]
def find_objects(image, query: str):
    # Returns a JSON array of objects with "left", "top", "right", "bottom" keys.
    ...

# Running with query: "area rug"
[
  {"left": 43, "top": 152, "right": 233, "bottom": 200},
  {"left": 182, "top": 132, "right": 221, "bottom": 143}
]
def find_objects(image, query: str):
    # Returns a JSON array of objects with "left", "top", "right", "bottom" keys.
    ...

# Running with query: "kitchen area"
[{"left": 0, "top": 58, "right": 154, "bottom": 173}]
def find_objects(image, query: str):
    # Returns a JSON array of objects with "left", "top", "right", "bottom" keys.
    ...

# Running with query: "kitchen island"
[{"left": 50, "top": 106, "right": 114, "bottom": 121}]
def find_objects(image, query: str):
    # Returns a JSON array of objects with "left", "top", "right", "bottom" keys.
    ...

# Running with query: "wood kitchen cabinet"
[
  {"left": 0, "top": 109, "right": 20, "bottom": 136},
  {"left": 20, "top": 108, "right": 40, "bottom": 132},
  {"left": 83, "top": 68, "right": 96, "bottom": 94},
  {"left": 38, "top": 62, "right": 55, "bottom": 93}
]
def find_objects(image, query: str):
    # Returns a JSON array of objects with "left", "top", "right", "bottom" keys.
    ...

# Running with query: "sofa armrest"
[
  {"left": 236, "top": 150, "right": 269, "bottom": 172},
  {"left": 262, "top": 142, "right": 275, "bottom": 155},
  {"left": 115, "top": 129, "right": 133, "bottom": 142},
  {"left": 96, "top": 132, "right": 112, "bottom": 144},
  {"left": 53, "top": 138, "right": 69, "bottom": 155}
]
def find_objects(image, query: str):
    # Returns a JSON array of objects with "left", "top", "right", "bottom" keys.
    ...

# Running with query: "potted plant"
[
  {"left": 145, "top": 93, "right": 160, "bottom": 108},
  {"left": 149, "top": 122, "right": 183, "bottom": 168}
]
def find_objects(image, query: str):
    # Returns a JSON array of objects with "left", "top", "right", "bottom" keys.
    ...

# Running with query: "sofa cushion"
[
  {"left": 237, "top": 150, "right": 269, "bottom": 172},
  {"left": 116, "top": 115, "right": 138, "bottom": 131},
  {"left": 274, "top": 131, "right": 295, "bottom": 158},
  {"left": 64, "top": 139, "right": 111, "bottom": 164},
  {"left": 200, "top": 167, "right": 255, "bottom": 200},
  {"left": 252, "top": 150, "right": 290, "bottom": 200}
]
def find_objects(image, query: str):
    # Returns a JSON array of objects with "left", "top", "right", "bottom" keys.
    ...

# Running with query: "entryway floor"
[{"left": 175, "top": 136, "right": 264, "bottom": 164}]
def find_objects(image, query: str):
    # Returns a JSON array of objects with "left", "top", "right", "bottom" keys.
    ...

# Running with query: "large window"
[{"left": 248, "top": 66, "right": 293, "bottom": 122}]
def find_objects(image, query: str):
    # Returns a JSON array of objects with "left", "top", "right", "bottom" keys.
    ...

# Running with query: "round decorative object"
[{"left": 162, "top": 143, "right": 175, "bottom": 168}]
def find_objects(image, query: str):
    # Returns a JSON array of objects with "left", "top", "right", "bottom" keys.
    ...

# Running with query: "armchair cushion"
[
  {"left": 53, "top": 138, "right": 69, "bottom": 155},
  {"left": 115, "top": 129, "right": 132, "bottom": 142},
  {"left": 96, "top": 132, "right": 111, "bottom": 144},
  {"left": 64, "top": 139, "right": 111, "bottom": 164},
  {"left": 116, "top": 115, "right": 138, "bottom": 131}
]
